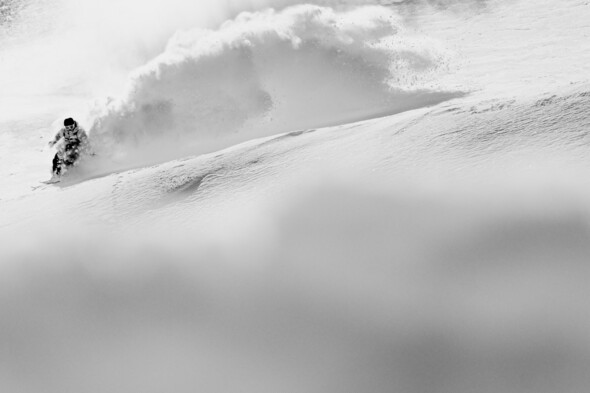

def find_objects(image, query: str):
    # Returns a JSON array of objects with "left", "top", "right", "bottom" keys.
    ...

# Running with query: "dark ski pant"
[{"left": 52, "top": 144, "right": 81, "bottom": 175}]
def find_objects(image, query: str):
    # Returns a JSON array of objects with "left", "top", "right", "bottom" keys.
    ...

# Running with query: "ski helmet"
[{"left": 64, "top": 118, "right": 75, "bottom": 126}]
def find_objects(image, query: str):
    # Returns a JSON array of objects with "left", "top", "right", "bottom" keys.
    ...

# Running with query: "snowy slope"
[
  {"left": 1, "top": 1, "right": 590, "bottom": 393},
  {"left": 3, "top": 82, "right": 590, "bottom": 393}
]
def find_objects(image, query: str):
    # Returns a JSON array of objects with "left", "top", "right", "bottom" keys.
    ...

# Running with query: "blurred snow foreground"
[{"left": 2, "top": 1, "right": 590, "bottom": 393}]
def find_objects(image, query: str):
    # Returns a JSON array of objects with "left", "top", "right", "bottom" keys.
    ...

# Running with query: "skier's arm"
[{"left": 48, "top": 129, "right": 64, "bottom": 147}]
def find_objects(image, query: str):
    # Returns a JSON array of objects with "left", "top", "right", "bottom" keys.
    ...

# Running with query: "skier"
[{"left": 48, "top": 117, "right": 90, "bottom": 179}]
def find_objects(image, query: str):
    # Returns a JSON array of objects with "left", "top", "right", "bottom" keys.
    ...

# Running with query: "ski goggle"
[{"left": 65, "top": 124, "right": 76, "bottom": 131}]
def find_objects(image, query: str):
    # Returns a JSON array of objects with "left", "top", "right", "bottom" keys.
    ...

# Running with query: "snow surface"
[{"left": 1, "top": 1, "right": 590, "bottom": 392}]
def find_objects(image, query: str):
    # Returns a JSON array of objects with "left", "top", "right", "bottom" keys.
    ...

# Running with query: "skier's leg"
[
  {"left": 52, "top": 153, "right": 62, "bottom": 175},
  {"left": 64, "top": 144, "right": 80, "bottom": 167}
]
